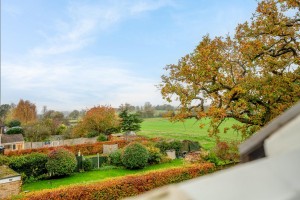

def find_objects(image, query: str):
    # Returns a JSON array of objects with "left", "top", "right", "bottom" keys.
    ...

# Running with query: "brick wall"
[{"left": 0, "top": 180, "right": 21, "bottom": 199}]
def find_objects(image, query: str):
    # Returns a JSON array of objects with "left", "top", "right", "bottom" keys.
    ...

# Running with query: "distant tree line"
[
  {"left": 118, "top": 102, "right": 176, "bottom": 118},
  {"left": 0, "top": 100, "right": 179, "bottom": 142}
]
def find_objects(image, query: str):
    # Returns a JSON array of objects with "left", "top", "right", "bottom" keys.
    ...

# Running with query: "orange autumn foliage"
[
  {"left": 13, "top": 99, "right": 37, "bottom": 125},
  {"left": 4, "top": 140, "right": 127, "bottom": 157},
  {"left": 23, "top": 163, "right": 215, "bottom": 200},
  {"left": 73, "top": 105, "right": 120, "bottom": 137}
]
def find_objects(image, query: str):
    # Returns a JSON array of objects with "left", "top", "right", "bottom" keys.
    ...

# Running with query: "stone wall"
[
  {"left": 24, "top": 137, "right": 98, "bottom": 149},
  {"left": 0, "top": 180, "right": 21, "bottom": 199}
]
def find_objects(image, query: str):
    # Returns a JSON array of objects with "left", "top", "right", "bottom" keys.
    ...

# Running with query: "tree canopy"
[
  {"left": 119, "top": 109, "right": 143, "bottom": 132},
  {"left": 13, "top": 99, "right": 37, "bottom": 125},
  {"left": 72, "top": 105, "right": 120, "bottom": 137},
  {"left": 159, "top": 0, "right": 300, "bottom": 138}
]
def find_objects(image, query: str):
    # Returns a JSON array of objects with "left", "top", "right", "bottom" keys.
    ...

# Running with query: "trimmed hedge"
[
  {"left": 9, "top": 153, "right": 48, "bottom": 182},
  {"left": 23, "top": 163, "right": 215, "bottom": 200},
  {"left": 4, "top": 140, "right": 128, "bottom": 157}
]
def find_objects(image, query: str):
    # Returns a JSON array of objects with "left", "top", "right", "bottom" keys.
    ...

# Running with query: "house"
[
  {"left": 0, "top": 134, "right": 25, "bottom": 151},
  {"left": 126, "top": 101, "right": 300, "bottom": 200},
  {"left": 0, "top": 165, "right": 22, "bottom": 199}
]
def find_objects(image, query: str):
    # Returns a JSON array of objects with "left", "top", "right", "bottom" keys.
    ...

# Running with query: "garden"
[{"left": 0, "top": 136, "right": 221, "bottom": 199}]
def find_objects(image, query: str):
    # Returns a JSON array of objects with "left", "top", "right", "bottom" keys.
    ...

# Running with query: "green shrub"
[
  {"left": 82, "top": 159, "right": 93, "bottom": 171},
  {"left": 109, "top": 150, "right": 123, "bottom": 166},
  {"left": 97, "top": 134, "right": 107, "bottom": 141},
  {"left": 46, "top": 148, "right": 77, "bottom": 177},
  {"left": 6, "top": 127, "right": 24, "bottom": 135},
  {"left": 155, "top": 140, "right": 182, "bottom": 157},
  {"left": 121, "top": 142, "right": 149, "bottom": 169},
  {"left": 169, "top": 140, "right": 183, "bottom": 157},
  {"left": 146, "top": 146, "right": 163, "bottom": 164},
  {"left": 86, "top": 130, "right": 99, "bottom": 138},
  {"left": 9, "top": 153, "right": 48, "bottom": 182},
  {"left": 7, "top": 120, "right": 21, "bottom": 128},
  {"left": 205, "top": 152, "right": 222, "bottom": 166},
  {"left": 0, "top": 155, "right": 10, "bottom": 166}
]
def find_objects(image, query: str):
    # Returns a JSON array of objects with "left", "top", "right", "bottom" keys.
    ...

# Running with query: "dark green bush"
[
  {"left": 86, "top": 130, "right": 99, "bottom": 138},
  {"left": 7, "top": 120, "right": 21, "bottom": 128},
  {"left": 97, "top": 134, "right": 107, "bottom": 142},
  {"left": 109, "top": 150, "right": 122, "bottom": 166},
  {"left": 6, "top": 127, "right": 24, "bottom": 135},
  {"left": 82, "top": 159, "right": 93, "bottom": 171},
  {"left": 46, "top": 148, "right": 77, "bottom": 177},
  {"left": 0, "top": 155, "right": 10, "bottom": 166},
  {"left": 9, "top": 153, "right": 48, "bottom": 182},
  {"left": 121, "top": 142, "right": 149, "bottom": 169}
]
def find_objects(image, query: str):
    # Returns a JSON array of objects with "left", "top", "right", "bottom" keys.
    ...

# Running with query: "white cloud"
[
  {"left": 2, "top": 57, "right": 165, "bottom": 111},
  {"left": 31, "top": 0, "right": 174, "bottom": 57}
]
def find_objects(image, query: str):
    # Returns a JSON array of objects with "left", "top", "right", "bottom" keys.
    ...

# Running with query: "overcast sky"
[{"left": 1, "top": 0, "right": 257, "bottom": 112}]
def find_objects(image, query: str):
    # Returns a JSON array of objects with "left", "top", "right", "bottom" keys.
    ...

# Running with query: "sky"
[{"left": 1, "top": 0, "right": 257, "bottom": 112}]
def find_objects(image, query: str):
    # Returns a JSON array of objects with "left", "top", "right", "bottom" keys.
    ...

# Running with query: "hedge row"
[
  {"left": 23, "top": 163, "right": 215, "bottom": 200},
  {"left": 5, "top": 140, "right": 128, "bottom": 157}
]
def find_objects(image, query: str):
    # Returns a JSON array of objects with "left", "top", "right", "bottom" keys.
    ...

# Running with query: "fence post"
[{"left": 97, "top": 153, "right": 99, "bottom": 169}]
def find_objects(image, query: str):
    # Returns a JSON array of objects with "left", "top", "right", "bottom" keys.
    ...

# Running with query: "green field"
[
  {"left": 22, "top": 159, "right": 184, "bottom": 192},
  {"left": 138, "top": 118, "right": 242, "bottom": 150}
]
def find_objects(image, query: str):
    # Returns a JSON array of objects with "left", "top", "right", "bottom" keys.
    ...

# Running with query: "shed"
[
  {"left": 0, "top": 165, "right": 22, "bottom": 199},
  {"left": 0, "top": 134, "right": 25, "bottom": 151}
]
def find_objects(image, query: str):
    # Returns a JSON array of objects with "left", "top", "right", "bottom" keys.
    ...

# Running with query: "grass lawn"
[
  {"left": 22, "top": 159, "right": 184, "bottom": 192},
  {"left": 138, "top": 118, "right": 242, "bottom": 150}
]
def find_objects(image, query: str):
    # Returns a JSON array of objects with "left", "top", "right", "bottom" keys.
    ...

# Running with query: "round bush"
[
  {"left": 46, "top": 148, "right": 77, "bottom": 177},
  {"left": 109, "top": 150, "right": 122, "bottom": 166},
  {"left": 7, "top": 120, "right": 21, "bottom": 128},
  {"left": 121, "top": 142, "right": 149, "bottom": 169}
]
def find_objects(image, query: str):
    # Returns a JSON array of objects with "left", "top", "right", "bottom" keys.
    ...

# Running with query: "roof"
[
  {"left": 1, "top": 134, "right": 24, "bottom": 144},
  {"left": 239, "top": 101, "right": 300, "bottom": 161},
  {"left": 0, "top": 165, "right": 20, "bottom": 179}
]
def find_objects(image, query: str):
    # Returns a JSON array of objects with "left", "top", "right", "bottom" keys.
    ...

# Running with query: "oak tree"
[{"left": 159, "top": 0, "right": 300, "bottom": 138}]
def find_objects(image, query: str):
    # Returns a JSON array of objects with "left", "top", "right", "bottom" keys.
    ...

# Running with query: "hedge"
[
  {"left": 5, "top": 140, "right": 128, "bottom": 157},
  {"left": 9, "top": 153, "right": 48, "bottom": 182},
  {"left": 23, "top": 163, "right": 215, "bottom": 200}
]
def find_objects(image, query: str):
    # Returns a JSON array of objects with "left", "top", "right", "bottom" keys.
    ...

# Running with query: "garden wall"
[{"left": 24, "top": 137, "right": 98, "bottom": 149}]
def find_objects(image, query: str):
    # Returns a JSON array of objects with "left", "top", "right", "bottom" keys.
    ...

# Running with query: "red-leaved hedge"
[
  {"left": 23, "top": 163, "right": 215, "bottom": 200},
  {"left": 5, "top": 140, "right": 128, "bottom": 157}
]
